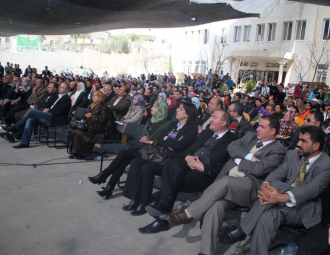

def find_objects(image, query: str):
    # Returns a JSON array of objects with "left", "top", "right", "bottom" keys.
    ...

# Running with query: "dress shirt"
[
  {"left": 237, "top": 116, "right": 243, "bottom": 123},
  {"left": 112, "top": 96, "right": 123, "bottom": 106},
  {"left": 234, "top": 140, "right": 275, "bottom": 165}
]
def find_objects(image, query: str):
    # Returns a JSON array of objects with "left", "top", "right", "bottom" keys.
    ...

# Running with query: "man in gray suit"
[
  {"left": 166, "top": 115, "right": 287, "bottom": 255},
  {"left": 219, "top": 125, "right": 330, "bottom": 255}
]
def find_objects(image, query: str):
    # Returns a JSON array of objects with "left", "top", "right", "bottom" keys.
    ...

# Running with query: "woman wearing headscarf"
[
  {"left": 68, "top": 90, "right": 109, "bottom": 159},
  {"left": 158, "top": 92, "right": 167, "bottom": 102},
  {"left": 116, "top": 94, "right": 145, "bottom": 133},
  {"left": 191, "top": 97, "right": 204, "bottom": 120},
  {"left": 276, "top": 111, "right": 298, "bottom": 138},
  {"left": 70, "top": 82, "right": 89, "bottom": 114},
  {"left": 88, "top": 100, "right": 170, "bottom": 200}
]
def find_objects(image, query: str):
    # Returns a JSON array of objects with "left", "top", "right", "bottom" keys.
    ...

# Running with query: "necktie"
[
  {"left": 293, "top": 159, "right": 309, "bottom": 187},
  {"left": 256, "top": 141, "right": 263, "bottom": 148}
]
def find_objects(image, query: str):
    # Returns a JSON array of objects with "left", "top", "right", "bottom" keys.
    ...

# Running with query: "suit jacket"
[
  {"left": 27, "top": 87, "right": 49, "bottom": 109},
  {"left": 107, "top": 95, "right": 131, "bottom": 120},
  {"left": 182, "top": 129, "right": 237, "bottom": 177},
  {"left": 217, "top": 131, "right": 287, "bottom": 206},
  {"left": 235, "top": 115, "right": 254, "bottom": 139},
  {"left": 265, "top": 151, "right": 330, "bottom": 229},
  {"left": 48, "top": 94, "right": 71, "bottom": 126},
  {"left": 157, "top": 121, "right": 198, "bottom": 158}
]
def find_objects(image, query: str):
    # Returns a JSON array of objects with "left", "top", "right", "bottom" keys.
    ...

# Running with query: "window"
[
  {"left": 315, "top": 64, "right": 328, "bottom": 83},
  {"left": 234, "top": 26, "right": 242, "bottom": 42},
  {"left": 244, "top": 25, "right": 251, "bottom": 42},
  {"left": 197, "top": 30, "right": 201, "bottom": 44},
  {"left": 323, "top": 20, "right": 330, "bottom": 40},
  {"left": 240, "top": 62, "right": 258, "bottom": 67},
  {"left": 201, "top": 61, "right": 206, "bottom": 75},
  {"left": 266, "top": 63, "right": 288, "bottom": 68},
  {"left": 256, "top": 24, "right": 265, "bottom": 42},
  {"left": 5, "top": 37, "right": 10, "bottom": 43},
  {"left": 203, "top": 29, "right": 210, "bottom": 44},
  {"left": 191, "top": 31, "right": 194, "bottom": 44},
  {"left": 283, "top": 22, "right": 293, "bottom": 41},
  {"left": 221, "top": 28, "right": 227, "bottom": 43},
  {"left": 268, "top": 23, "right": 276, "bottom": 41},
  {"left": 188, "top": 61, "right": 192, "bottom": 73},
  {"left": 296, "top": 21, "right": 306, "bottom": 40},
  {"left": 194, "top": 61, "right": 200, "bottom": 73},
  {"left": 184, "top": 32, "right": 188, "bottom": 44}
]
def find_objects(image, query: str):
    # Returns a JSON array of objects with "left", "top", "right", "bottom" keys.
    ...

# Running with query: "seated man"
[
  {"left": 219, "top": 126, "right": 330, "bottom": 255},
  {"left": 197, "top": 97, "right": 223, "bottom": 133},
  {"left": 228, "top": 102, "right": 254, "bottom": 138},
  {"left": 2, "top": 82, "right": 71, "bottom": 148},
  {"left": 164, "top": 115, "right": 286, "bottom": 255},
  {"left": 139, "top": 109, "right": 237, "bottom": 234}
]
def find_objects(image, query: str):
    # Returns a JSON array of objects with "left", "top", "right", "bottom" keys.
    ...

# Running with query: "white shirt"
[
  {"left": 113, "top": 96, "right": 123, "bottom": 106},
  {"left": 50, "top": 93, "right": 65, "bottom": 109},
  {"left": 237, "top": 116, "right": 243, "bottom": 123},
  {"left": 214, "top": 129, "right": 229, "bottom": 139},
  {"left": 286, "top": 153, "right": 322, "bottom": 207},
  {"left": 234, "top": 140, "right": 275, "bottom": 165}
]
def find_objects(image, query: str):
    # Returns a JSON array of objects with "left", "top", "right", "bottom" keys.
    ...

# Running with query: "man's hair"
[
  {"left": 180, "top": 101, "right": 198, "bottom": 125},
  {"left": 52, "top": 76, "right": 59, "bottom": 82},
  {"left": 235, "top": 93, "right": 241, "bottom": 99},
  {"left": 174, "top": 90, "right": 183, "bottom": 95},
  {"left": 300, "top": 125, "right": 325, "bottom": 151},
  {"left": 267, "top": 105, "right": 275, "bottom": 112},
  {"left": 36, "top": 77, "right": 45, "bottom": 84},
  {"left": 215, "top": 109, "right": 231, "bottom": 128},
  {"left": 61, "top": 82, "right": 70, "bottom": 91},
  {"left": 143, "top": 95, "right": 150, "bottom": 103},
  {"left": 213, "top": 97, "right": 223, "bottom": 108},
  {"left": 276, "top": 103, "right": 285, "bottom": 111},
  {"left": 255, "top": 98, "right": 262, "bottom": 103},
  {"left": 122, "top": 87, "right": 130, "bottom": 95},
  {"left": 44, "top": 78, "right": 49, "bottom": 83},
  {"left": 309, "top": 110, "right": 323, "bottom": 127},
  {"left": 291, "top": 106, "right": 299, "bottom": 113},
  {"left": 52, "top": 82, "right": 59, "bottom": 90},
  {"left": 231, "top": 102, "right": 244, "bottom": 116},
  {"left": 260, "top": 115, "right": 280, "bottom": 135},
  {"left": 121, "top": 80, "right": 126, "bottom": 85}
]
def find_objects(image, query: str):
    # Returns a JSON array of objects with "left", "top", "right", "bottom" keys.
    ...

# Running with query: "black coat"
[
  {"left": 235, "top": 115, "right": 254, "bottom": 139},
  {"left": 157, "top": 121, "right": 198, "bottom": 158},
  {"left": 182, "top": 129, "right": 237, "bottom": 177},
  {"left": 71, "top": 91, "right": 89, "bottom": 111},
  {"left": 48, "top": 94, "right": 71, "bottom": 126}
]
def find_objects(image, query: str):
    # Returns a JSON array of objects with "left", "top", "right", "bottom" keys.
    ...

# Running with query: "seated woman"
[
  {"left": 88, "top": 100, "right": 170, "bottom": 199},
  {"left": 68, "top": 91, "right": 109, "bottom": 159},
  {"left": 275, "top": 111, "right": 298, "bottom": 138},
  {"left": 121, "top": 101, "right": 198, "bottom": 216},
  {"left": 191, "top": 97, "right": 204, "bottom": 121},
  {"left": 70, "top": 82, "right": 89, "bottom": 114},
  {"left": 116, "top": 94, "right": 145, "bottom": 133}
]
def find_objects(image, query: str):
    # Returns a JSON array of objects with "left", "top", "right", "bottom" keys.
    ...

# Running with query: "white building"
[{"left": 171, "top": 0, "right": 330, "bottom": 85}]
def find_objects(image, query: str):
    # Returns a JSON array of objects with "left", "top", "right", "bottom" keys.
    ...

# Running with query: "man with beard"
[{"left": 219, "top": 125, "right": 330, "bottom": 255}]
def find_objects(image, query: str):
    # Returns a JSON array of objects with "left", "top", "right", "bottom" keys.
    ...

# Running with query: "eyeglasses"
[{"left": 305, "top": 118, "right": 317, "bottom": 123}]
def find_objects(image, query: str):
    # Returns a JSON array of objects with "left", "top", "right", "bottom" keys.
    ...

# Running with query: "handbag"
[
  {"left": 138, "top": 144, "right": 173, "bottom": 165},
  {"left": 69, "top": 119, "right": 93, "bottom": 132}
]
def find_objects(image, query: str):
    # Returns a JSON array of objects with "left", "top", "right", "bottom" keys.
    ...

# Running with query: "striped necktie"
[{"left": 293, "top": 159, "right": 309, "bottom": 187}]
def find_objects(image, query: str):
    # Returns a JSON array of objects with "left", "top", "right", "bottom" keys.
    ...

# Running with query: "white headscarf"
[{"left": 74, "top": 82, "right": 86, "bottom": 103}]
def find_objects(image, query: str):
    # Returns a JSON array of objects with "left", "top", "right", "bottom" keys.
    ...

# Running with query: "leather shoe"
[
  {"left": 166, "top": 210, "right": 192, "bottom": 226},
  {"left": 75, "top": 154, "right": 84, "bottom": 160},
  {"left": 198, "top": 253, "right": 206, "bottom": 255},
  {"left": 138, "top": 219, "right": 170, "bottom": 234},
  {"left": 122, "top": 200, "right": 139, "bottom": 211},
  {"left": 68, "top": 154, "right": 75, "bottom": 159},
  {"left": 217, "top": 226, "right": 247, "bottom": 244},
  {"left": 3, "top": 133, "right": 15, "bottom": 143},
  {"left": 1, "top": 126, "right": 17, "bottom": 132},
  {"left": 88, "top": 172, "right": 107, "bottom": 185},
  {"left": 130, "top": 204, "right": 146, "bottom": 216},
  {"left": 12, "top": 143, "right": 29, "bottom": 149},
  {"left": 96, "top": 184, "right": 113, "bottom": 200}
]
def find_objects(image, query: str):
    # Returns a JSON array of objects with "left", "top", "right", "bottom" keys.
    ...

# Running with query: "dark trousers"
[
  {"left": 5, "top": 104, "right": 28, "bottom": 125},
  {"left": 153, "top": 158, "right": 215, "bottom": 213},
  {"left": 297, "top": 223, "right": 330, "bottom": 255},
  {"left": 102, "top": 149, "right": 137, "bottom": 188},
  {"left": 122, "top": 158, "right": 163, "bottom": 205}
]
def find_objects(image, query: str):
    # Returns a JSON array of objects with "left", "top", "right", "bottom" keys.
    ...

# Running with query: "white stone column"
[{"left": 278, "top": 62, "right": 285, "bottom": 83}]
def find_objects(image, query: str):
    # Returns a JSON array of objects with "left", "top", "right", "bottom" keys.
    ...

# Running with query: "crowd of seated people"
[{"left": 1, "top": 63, "right": 330, "bottom": 254}]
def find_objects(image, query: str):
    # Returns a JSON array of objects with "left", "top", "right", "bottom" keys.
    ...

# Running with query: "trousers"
[{"left": 14, "top": 109, "right": 53, "bottom": 145}]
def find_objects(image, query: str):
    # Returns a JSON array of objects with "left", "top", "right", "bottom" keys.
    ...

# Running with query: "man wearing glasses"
[
  {"left": 287, "top": 110, "right": 330, "bottom": 155},
  {"left": 2, "top": 82, "right": 71, "bottom": 148}
]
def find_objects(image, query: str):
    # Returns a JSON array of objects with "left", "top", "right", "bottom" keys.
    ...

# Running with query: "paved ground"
[{"left": 0, "top": 129, "right": 295, "bottom": 255}]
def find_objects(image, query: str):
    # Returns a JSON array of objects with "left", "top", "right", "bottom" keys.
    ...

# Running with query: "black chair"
[{"left": 51, "top": 107, "right": 87, "bottom": 149}]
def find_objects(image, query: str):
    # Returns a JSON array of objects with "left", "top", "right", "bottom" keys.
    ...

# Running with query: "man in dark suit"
[
  {"left": 197, "top": 97, "right": 223, "bottom": 133},
  {"left": 219, "top": 126, "right": 330, "bottom": 255},
  {"left": 3, "top": 82, "right": 71, "bottom": 148},
  {"left": 228, "top": 102, "right": 254, "bottom": 138},
  {"left": 106, "top": 86, "right": 131, "bottom": 121},
  {"left": 165, "top": 115, "right": 286, "bottom": 255},
  {"left": 139, "top": 109, "right": 237, "bottom": 234}
]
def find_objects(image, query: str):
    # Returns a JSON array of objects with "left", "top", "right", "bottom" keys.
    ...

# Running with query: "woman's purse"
[
  {"left": 138, "top": 144, "right": 173, "bottom": 165},
  {"left": 69, "top": 119, "right": 92, "bottom": 132}
]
